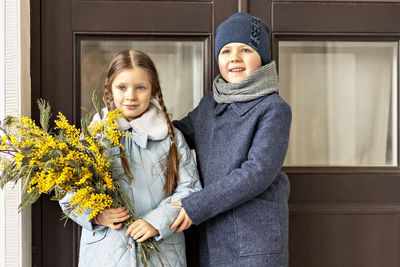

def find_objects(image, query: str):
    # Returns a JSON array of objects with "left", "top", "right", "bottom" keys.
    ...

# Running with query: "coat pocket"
[
  {"left": 233, "top": 198, "right": 283, "bottom": 256},
  {"left": 81, "top": 227, "right": 108, "bottom": 244}
]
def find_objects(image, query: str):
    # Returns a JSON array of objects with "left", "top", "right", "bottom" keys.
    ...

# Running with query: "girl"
[
  {"left": 60, "top": 49, "right": 202, "bottom": 267},
  {"left": 171, "top": 12, "right": 291, "bottom": 267}
]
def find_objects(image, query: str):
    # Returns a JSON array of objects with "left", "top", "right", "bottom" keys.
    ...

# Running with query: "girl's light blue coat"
[{"left": 60, "top": 128, "right": 202, "bottom": 267}]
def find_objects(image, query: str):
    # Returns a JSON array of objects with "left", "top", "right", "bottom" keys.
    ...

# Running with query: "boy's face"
[{"left": 218, "top": 43, "right": 262, "bottom": 84}]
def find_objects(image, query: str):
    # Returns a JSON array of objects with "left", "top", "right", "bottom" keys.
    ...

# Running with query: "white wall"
[{"left": 0, "top": 0, "right": 31, "bottom": 266}]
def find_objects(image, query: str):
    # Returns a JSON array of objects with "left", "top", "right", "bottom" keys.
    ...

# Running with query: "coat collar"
[
  {"left": 125, "top": 130, "right": 148, "bottom": 148},
  {"left": 95, "top": 103, "right": 168, "bottom": 148}
]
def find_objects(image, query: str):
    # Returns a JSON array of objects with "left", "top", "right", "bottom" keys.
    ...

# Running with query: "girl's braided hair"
[{"left": 103, "top": 49, "right": 179, "bottom": 196}]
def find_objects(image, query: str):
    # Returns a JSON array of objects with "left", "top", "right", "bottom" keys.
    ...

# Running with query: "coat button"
[
  {"left": 92, "top": 232, "right": 96, "bottom": 236},
  {"left": 127, "top": 244, "right": 132, "bottom": 249}
]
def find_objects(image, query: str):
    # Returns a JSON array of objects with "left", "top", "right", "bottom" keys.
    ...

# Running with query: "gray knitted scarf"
[{"left": 213, "top": 61, "right": 279, "bottom": 103}]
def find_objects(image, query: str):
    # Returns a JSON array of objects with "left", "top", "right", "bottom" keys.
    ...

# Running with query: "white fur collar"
[{"left": 94, "top": 103, "right": 168, "bottom": 141}]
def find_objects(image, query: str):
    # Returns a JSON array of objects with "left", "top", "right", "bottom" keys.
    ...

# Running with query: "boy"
[{"left": 171, "top": 12, "right": 291, "bottom": 267}]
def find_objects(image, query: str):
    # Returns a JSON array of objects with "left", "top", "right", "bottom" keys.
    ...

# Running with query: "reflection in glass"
[
  {"left": 279, "top": 41, "right": 398, "bottom": 166},
  {"left": 81, "top": 40, "right": 204, "bottom": 120}
]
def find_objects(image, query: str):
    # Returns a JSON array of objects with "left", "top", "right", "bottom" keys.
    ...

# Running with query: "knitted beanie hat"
[{"left": 215, "top": 12, "right": 271, "bottom": 65}]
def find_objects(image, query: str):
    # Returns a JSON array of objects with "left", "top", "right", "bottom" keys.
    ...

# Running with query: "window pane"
[
  {"left": 279, "top": 41, "right": 398, "bottom": 166},
  {"left": 81, "top": 40, "right": 204, "bottom": 120}
]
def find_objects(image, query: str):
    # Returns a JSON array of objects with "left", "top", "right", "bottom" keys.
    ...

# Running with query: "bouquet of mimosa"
[{"left": 0, "top": 93, "right": 161, "bottom": 267}]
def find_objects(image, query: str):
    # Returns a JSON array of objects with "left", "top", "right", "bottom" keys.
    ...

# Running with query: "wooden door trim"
[
  {"left": 290, "top": 202, "right": 400, "bottom": 214},
  {"left": 73, "top": 1, "right": 213, "bottom": 33},
  {"left": 272, "top": 2, "right": 400, "bottom": 33}
]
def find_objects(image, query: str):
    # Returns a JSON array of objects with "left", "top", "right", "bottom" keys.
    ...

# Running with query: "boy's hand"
[
  {"left": 95, "top": 206, "right": 130, "bottom": 230},
  {"left": 126, "top": 219, "right": 159, "bottom": 243},
  {"left": 170, "top": 201, "right": 193, "bottom": 233}
]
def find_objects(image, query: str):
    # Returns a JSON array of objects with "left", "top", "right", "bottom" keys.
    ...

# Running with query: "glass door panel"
[
  {"left": 80, "top": 40, "right": 204, "bottom": 120},
  {"left": 279, "top": 41, "right": 398, "bottom": 166}
]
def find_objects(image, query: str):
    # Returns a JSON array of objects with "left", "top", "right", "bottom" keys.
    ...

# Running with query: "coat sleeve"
[
  {"left": 59, "top": 192, "right": 107, "bottom": 232},
  {"left": 141, "top": 129, "right": 202, "bottom": 240},
  {"left": 181, "top": 102, "right": 292, "bottom": 225}
]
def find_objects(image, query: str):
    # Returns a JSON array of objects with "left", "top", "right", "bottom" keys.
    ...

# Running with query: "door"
[
  {"left": 32, "top": 1, "right": 400, "bottom": 267},
  {"left": 30, "top": 1, "right": 272, "bottom": 266},
  {"left": 272, "top": 2, "right": 400, "bottom": 267}
]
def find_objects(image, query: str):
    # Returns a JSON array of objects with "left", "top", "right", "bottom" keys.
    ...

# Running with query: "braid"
[
  {"left": 103, "top": 77, "right": 133, "bottom": 181},
  {"left": 157, "top": 90, "right": 179, "bottom": 196},
  {"left": 157, "top": 90, "right": 175, "bottom": 141},
  {"left": 103, "top": 49, "right": 179, "bottom": 195},
  {"left": 103, "top": 83, "right": 114, "bottom": 111}
]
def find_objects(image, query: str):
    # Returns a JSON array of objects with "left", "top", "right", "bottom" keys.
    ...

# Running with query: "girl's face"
[
  {"left": 218, "top": 43, "right": 262, "bottom": 84},
  {"left": 111, "top": 67, "right": 153, "bottom": 121}
]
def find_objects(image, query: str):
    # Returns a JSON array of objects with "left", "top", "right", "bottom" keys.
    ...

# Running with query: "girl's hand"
[
  {"left": 170, "top": 201, "right": 193, "bottom": 233},
  {"left": 125, "top": 219, "right": 159, "bottom": 242},
  {"left": 95, "top": 206, "right": 130, "bottom": 230}
]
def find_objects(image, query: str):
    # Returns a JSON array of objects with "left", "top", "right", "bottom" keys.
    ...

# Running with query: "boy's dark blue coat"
[{"left": 174, "top": 91, "right": 291, "bottom": 267}]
